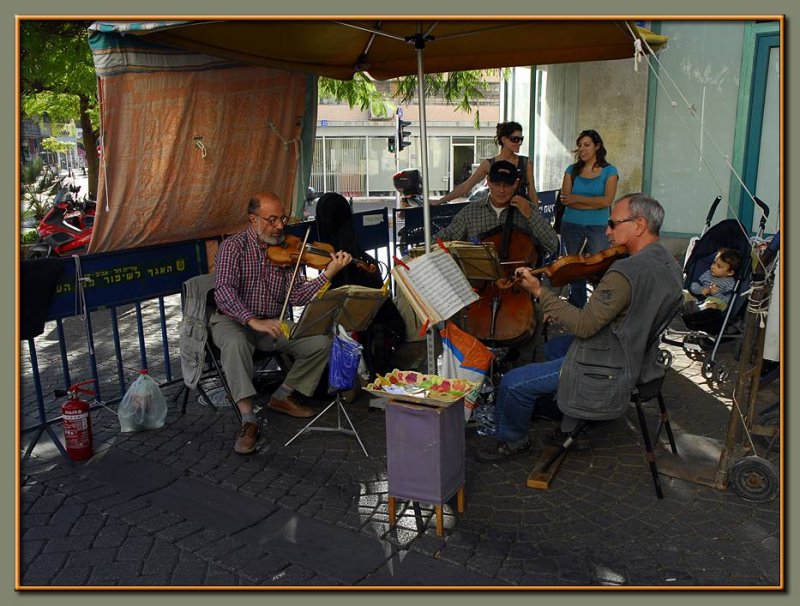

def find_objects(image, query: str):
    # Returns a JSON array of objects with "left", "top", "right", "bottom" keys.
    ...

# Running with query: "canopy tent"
[
  {"left": 87, "top": 18, "right": 666, "bottom": 253},
  {"left": 91, "top": 19, "right": 665, "bottom": 80}
]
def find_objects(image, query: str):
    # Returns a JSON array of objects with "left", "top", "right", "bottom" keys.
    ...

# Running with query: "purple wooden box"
[{"left": 385, "top": 399, "right": 465, "bottom": 505}]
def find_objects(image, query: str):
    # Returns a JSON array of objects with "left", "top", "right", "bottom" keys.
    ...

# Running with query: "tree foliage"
[
  {"left": 20, "top": 20, "right": 99, "bottom": 196},
  {"left": 318, "top": 73, "right": 393, "bottom": 118},
  {"left": 319, "top": 69, "right": 501, "bottom": 128}
]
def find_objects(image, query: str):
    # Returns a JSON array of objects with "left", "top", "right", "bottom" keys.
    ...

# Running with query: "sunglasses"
[
  {"left": 253, "top": 214, "right": 289, "bottom": 226},
  {"left": 607, "top": 216, "right": 640, "bottom": 229},
  {"left": 508, "top": 136, "right": 524, "bottom": 144}
]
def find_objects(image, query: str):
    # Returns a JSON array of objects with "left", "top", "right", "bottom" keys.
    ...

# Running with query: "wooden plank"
[{"left": 527, "top": 445, "right": 568, "bottom": 490}]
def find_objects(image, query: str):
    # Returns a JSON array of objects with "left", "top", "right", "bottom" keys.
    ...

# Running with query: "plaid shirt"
[
  {"left": 214, "top": 226, "right": 329, "bottom": 325},
  {"left": 435, "top": 195, "right": 559, "bottom": 255}
]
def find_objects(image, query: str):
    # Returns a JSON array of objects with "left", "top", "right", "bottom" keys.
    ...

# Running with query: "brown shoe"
[
  {"left": 234, "top": 422, "right": 259, "bottom": 454},
  {"left": 268, "top": 394, "right": 315, "bottom": 418}
]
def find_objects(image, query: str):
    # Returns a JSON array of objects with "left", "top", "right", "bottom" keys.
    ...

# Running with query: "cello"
[{"left": 457, "top": 206, "right": 538, "bottom": 345}]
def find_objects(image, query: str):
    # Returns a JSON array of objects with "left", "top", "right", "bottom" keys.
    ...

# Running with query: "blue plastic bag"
[{"left": 328, "top": 331, "right": 363, "bottom": 392}]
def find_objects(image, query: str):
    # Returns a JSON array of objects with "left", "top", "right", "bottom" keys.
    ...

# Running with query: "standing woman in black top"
[{"left": 435, "top": 121, "right": 538, "bottom": 206}]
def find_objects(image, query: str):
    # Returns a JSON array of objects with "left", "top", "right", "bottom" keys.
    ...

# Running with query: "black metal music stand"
[{"left": 284, "top": 284, "right": 387, "bottom": 456}]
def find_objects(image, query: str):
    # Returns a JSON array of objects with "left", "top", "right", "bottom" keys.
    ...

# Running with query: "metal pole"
[
  {"left": 394, "top": 110, "right": 401, "bottom": 210},
  {"left": 414, "top": 24, "right": 436, "bottom": 375}
]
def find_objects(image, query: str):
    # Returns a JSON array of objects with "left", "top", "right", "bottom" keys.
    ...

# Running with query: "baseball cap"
[{"left": 488, "top": 160, "right": 520, "bottom": 184}]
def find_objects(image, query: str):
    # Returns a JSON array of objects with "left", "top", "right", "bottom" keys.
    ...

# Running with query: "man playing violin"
[
  {"left": 435, "top": 160, "right": 558, "bottom": 256},
  {"left": 477, "top": 193, "right": 683, "bottom": 462},
  {"left": 212, "top": 192, "right": 352, "bottom": 455}
]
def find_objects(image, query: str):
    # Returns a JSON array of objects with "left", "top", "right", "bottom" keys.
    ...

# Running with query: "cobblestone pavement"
[{"left": 18, "top": 307, "right": 782, "bottom": 588}]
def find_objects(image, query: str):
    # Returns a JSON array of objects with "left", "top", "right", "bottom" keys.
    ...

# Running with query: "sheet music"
[{"left": 404, "top": 249, "right": 478, "bottom": 321}]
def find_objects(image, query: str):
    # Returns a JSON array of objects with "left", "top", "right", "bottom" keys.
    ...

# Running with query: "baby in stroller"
[{"left": 682, "top": 247, "right": 742, "bottom": 314}]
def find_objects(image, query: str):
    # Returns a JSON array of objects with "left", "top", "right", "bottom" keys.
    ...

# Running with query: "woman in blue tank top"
[{"left": 559, "top": 129, "right": 619, "bottom": 307}]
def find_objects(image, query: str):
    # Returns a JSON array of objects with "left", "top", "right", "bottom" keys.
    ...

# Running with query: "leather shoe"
[
  {"left": 476, "top": 440, "right": 531, "bottom": 463},
  {"left": 268, "top": 394, "right": 315, "bottom": 418},
  {"left": 234, "top": 422, "right": 259, "bottom": 455}
]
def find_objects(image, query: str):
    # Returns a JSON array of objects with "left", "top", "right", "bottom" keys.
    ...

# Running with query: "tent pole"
[{"left": 414, "top": 23, "right": 436, "bottom": 375}]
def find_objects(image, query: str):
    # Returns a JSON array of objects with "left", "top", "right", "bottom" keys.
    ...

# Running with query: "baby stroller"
[{"left": 664, "top": 195, "right": 771, "bottom": 384}]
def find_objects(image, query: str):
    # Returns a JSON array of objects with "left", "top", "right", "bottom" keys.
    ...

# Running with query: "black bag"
[{"left": 552, "top": 189, "right": 566, "bottom": 234}]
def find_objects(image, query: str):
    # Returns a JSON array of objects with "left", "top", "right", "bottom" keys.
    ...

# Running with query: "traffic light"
[
  {"left": 397, "top": 119, "right": 412, "bottom": 151},
  {"left": 387, "top": 136, "right": 396, "bottom": 153}
]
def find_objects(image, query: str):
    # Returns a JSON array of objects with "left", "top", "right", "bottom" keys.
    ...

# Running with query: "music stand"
[
  {"left": 284, "top": 284, "right": 388, "bottom": 456},
  {"left": 446, "top": 241, "right": 503, "bottom": 281}
]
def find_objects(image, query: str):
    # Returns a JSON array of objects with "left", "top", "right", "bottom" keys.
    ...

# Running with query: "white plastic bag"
[{"left": 118, "top": 370, "right": 167, "bottom": 432}]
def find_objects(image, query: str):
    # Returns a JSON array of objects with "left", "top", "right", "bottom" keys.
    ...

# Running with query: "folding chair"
[
  {"left": 528, "top": 295, "right": 683, "bottom": 498},
  {"left": 177, "top": 274, "right": 286, "bottom": 420}
]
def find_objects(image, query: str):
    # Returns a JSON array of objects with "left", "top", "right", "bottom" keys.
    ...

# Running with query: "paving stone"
[
  {"left": 27, "top": 494, "right": 67, "bottom": 514},
  {"left": 230, "top": 507, "right": 392, "bottom": 585},
  {"left": 120, "top": 505, "right": 165, "bottom": 526},
  {"left": 51, "top": 566, "right": 92, "bottom": 586},
  {"left": 204, "top": 564, "right": 238, "bottom": 585},
  {"left": 116, "top": 535, "right": 155, "bottom": 561},
  {"left": 65, "top": 546, "right": 118, "bottom": 567},
  {"left": 69, "top": 513, "right": 108, "bottom": 536},
  {"left": 142, "top": 539, "right": 180, "bottom": 575},
  {"left": 24, "top": 551, "right": 69, "bottom": 580},
  {"left": 362, "top": 550, "right": 504, "bottom": 586},
  {"left": 88, "top": 561, "right": 141, "bottom": 584},
  {"left": 20, "top": 540, "right": 46, "bottom": 565},
  {"left": 148, "top": 477, "right": 278, "bottom": 534},
  {"left": 175, "top": 528, "right": 225, "bottom": 552},
  {"left": 93, "top": 525, "right": 130, "bottom": 548}
]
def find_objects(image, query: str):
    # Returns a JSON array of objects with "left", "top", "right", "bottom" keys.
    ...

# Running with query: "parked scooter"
[{"left": 27, "top": 184, "right": 96, "bottom": 259}]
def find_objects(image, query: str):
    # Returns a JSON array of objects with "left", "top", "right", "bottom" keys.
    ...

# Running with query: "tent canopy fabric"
[
  {"left": 86, "top": 18, "right": 665, "bottom": 252},
  {"left": 89, "top": 19, "right": 666, "bottom": 81}
]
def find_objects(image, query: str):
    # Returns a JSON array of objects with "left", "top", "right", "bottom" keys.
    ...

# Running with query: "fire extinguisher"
[{"left": 56, "top": 379, "right": 96, "bottom": 461}]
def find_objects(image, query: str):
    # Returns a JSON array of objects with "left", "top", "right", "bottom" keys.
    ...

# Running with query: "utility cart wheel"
[{"left": 730, "top": 456, "right": 779, "bottom": 502}]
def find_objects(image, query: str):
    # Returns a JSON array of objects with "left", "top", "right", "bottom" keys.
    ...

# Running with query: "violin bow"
[{"left": 278, "top": 227, "right": 312, "bottom": 336}]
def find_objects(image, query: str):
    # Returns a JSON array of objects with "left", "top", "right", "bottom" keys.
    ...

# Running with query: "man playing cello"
[
  {"left": 212, "top": 192, "right": 352, "bottom": 455},
  {"left": 433, "top": 161, "right": 558, "bottom": 364},
  {"left": 477, "top": 193, "right": 683, "bottom": 462},
  {"left": 435, "top": 160, "right": 558, "bottom": 257}
]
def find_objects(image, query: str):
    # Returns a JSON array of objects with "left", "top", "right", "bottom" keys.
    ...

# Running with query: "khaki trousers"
[{"left": 209, "top": 313, "right": 331, "bottom": 402}]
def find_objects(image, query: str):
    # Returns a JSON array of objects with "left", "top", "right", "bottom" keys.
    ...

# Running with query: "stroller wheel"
[
  {"left": 714, "top": 364, "right": 730, "bottom": 384},
  {"left": 701, "top": 360, "right": 715, "bottom": 381},
  {"left": 730, "top": 456, "right": 779, "bottom": 502}
]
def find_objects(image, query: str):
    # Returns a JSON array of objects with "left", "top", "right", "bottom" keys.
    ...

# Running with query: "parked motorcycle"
[{"left": 27, "top": 185, "right": 96, "bottom": 259}]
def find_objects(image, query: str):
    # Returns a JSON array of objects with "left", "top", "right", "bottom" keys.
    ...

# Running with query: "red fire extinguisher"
[{"left": 57, "top": 379, "right": 96, "bottom": 461}]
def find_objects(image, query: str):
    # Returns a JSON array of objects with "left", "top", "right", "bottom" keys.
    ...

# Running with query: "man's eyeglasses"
[
  {"left": 607, "top": 216, "right": 640, "bottom": 230},
  {"left": 508, "top": 136, "right": 524, "bottom": 144},
  {"left": 253, "top": 214, "right": 289, "bottom": 227}
]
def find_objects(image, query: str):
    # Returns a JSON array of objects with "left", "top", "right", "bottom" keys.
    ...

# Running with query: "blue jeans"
[
  {"left": 560, "top": 222, "right": 610, "bottom": 308},
  {"left": 494, "top": 335, "right": 575, "bottom": 445}
]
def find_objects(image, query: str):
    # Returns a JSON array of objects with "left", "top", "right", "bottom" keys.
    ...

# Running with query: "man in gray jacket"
[{"left": 477, "top": 193, "right": 683, "bottom": 462}]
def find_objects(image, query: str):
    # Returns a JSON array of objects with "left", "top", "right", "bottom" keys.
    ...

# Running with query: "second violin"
[
  {"left": 498, "top": 245, "right": 628, "bottom": 289},
  {"left": 267, "top": 234, "right": 377, "bottom": 273}
]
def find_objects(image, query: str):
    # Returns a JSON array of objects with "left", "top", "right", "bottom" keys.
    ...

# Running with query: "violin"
[
  {"left": 266, "top": 234, "right": 377, "bottom": 273},
  {"left": 497, "top": 245, "right": 628, "bottom": 289}
]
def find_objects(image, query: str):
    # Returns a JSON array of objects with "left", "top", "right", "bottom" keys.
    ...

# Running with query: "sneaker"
[
  {"left": 234, "top": 422, "right": 259, "bottom": 454},
  {"left": 476, "top": 440, "right": 532, "bottom": 463}
]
